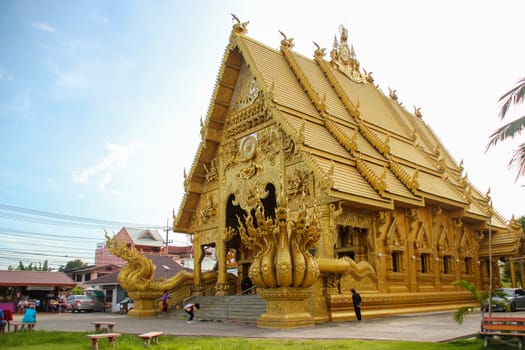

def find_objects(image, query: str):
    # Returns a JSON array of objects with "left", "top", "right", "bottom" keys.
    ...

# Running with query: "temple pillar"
[
  {"left": 373, "top": 213, "right": 388, "bottom": 293},
  {"left": 510, "top": 261, "right": 517, "bottom": 288},
  {"left": 316, "top": 204, "right": 334, "bottom": 258},
  {"left": 215, "top": 231, "right": 228, "bottom": 296},
  {"left": 520, "top": 262, "right": 525, "bottom": 288},
  {"left": 406, "top": 227, "right": 417, "bottom": 291},
  {"left": 192, "top": 242, "right": 204, "bottom": 295}
]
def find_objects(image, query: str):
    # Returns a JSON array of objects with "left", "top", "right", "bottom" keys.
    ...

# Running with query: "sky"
[{"left": 1, "top": 1, "right": 524, "bottom": 270}]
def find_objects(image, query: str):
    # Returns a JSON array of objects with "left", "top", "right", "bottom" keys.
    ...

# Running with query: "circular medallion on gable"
[{"left": 240, "top": 135, "right": 257, "bottom": 159}]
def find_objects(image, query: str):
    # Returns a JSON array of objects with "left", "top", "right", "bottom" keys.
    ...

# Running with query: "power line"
[
  {"left": 0, "top": 228, "right": 102, "bottom": 241},
  {"left": 0, "top": 203, "right": 165, "bottom": 229}
]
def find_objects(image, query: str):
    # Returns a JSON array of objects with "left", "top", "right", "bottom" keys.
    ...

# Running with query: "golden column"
[
  {"left": 192, "top": 239, "right": 204, "bottom": 295},
  {"left": 510, "top": 260, "right": 517, "bottom": 288}
]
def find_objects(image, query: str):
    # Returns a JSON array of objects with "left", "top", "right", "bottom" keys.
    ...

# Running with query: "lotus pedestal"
[{"left": 257, "top": 287, "right": 314, "bottom": 329}]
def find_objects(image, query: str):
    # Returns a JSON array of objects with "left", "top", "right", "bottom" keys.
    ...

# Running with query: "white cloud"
[
  {"left": 0, "top": 93, "right": 30, "bottom": 117},
  {"left": 89, "top": 14, "right": 110, "bottom": 24},
  {"left": 0, "top": 67, "right": 13, "bottom": 81},
  {"left": 30, "top": 21, "right": 56, "bottom": 33},
  {"left": 72, "top": 139, "right": 145, "bottom": 190},
  {"left": 53, "top": 67, "right": 85, "bottom": 87}
]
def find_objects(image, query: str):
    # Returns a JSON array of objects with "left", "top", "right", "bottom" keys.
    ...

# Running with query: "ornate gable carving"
[
  {"left": 459, "top": 231, "right": 474, "bottom": 255},
  {"left": 438, "top": 224, "right": 452, "bottom": 252},
  {"left": 234, "top": 76, "right": 261, "bottom": 110},
  {"left": 415, "top": 223, "right": 431, "bottom": 250},
  {"left": 386, "top": 217, "right": 406, "bottom": 249}
]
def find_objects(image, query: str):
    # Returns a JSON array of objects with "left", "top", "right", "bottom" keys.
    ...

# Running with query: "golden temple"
[{"left": 107, "top": 17, "right": 524, "bottom": 329}]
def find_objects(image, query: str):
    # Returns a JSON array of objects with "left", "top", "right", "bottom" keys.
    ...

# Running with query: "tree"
[
  {"left": 453, "top": 280, "right": 508, "bottom": 324},
  {"left": 486, "top": 77, "right": 525, "bottom": 180},
  {"left": 9, "top": 260, "right": 51, "bottom": 271},
  {"left": 59, "top": 259, "right": 88, "bottom": 272},
  {"left": 452, "top": 280, "right": 488, "bottom": 324}
]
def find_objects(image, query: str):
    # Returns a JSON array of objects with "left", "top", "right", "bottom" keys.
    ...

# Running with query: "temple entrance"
[{"left": 225, "top": 183, "right": 277, "bottom": 292}]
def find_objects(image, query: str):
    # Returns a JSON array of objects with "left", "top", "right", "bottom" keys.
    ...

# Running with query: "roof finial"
[
  {"left": 278, "top": 30, "right": 294, "bottom": 50},
  {"left": 231, "top": 14, "right": 249, "bottom": 34},
  {"left": 313, "top": 41, "right": 326, "bottom": 58}
]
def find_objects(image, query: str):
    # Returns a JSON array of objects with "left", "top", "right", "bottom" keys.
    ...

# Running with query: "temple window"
[
  {"left": 443, "top": 256, "right": 452, "bottom": 274},
  {"left": 335, "top": 225, "right": 368, "bottom": 261},
  {"left": 392, "top": 252, "right": 401, "bottom": 272},
  {"left": 464, "top": 257, "right": 472, "bottom": 274},
  {"left": 421, "top": 253, "right": 430, "bottom": 273}
]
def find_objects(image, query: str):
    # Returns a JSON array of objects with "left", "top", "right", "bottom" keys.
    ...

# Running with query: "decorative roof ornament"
[
  {"left": 312, "top": 41, "right": 326, "bottom": 59},
  {"left": 329, "top": 25, "right": 367, "bottom": 83},
  {"left": 414, "top": 106, "right": 423, "bottom": 119},
  {"left": 388, "top": 88, "right": 399, "bottom": 102},
  {"left": 279, "top": 30, "right": 294, "bottom": 50},
  {"left": 231, "top": 14, "right": 249, "bottom": 35}
]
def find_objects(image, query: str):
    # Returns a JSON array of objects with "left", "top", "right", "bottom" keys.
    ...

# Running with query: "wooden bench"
[
  {"left": 91, "top": 321, "right": 117, "bottom": 333},
  {"left": 86, "top": 333, "right": 121, "bottom": 350},
  {"left": 138, "top": 331, "right": 164, "bottom": 347},
  {"left": 481, "top": 316, "right": 525, "bottom": 349},
  {"left": 10, "top": 322, "right": 35, "bottom": 331}
]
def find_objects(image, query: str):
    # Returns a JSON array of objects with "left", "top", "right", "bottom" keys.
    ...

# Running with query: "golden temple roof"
[{"left": 174, "top": 19, "right": 511, "bottom": 235}]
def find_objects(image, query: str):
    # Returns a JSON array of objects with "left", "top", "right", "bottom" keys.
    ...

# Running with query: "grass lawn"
[{"left": 1, "top": 331, "right": 518, "bottom": 350}]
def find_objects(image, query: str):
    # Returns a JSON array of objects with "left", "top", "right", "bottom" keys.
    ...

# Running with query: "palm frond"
[
  {"left": 499, "top": 77, "right": 525, "bottom": 119},
  {"left": 452, "top": 280, "right": 488, "bottom": 324},
  {"left": 486, "top": 116, "right": 525, "bottom": 149},
  {"left": 509, "top": 142, "right": 525, "bottom": 181},
  {"left": 453, "top": 306, "right": 475, "bottom": 324},
  {"left": 453, "top": 279, "right": 485, "bottom": 304}
]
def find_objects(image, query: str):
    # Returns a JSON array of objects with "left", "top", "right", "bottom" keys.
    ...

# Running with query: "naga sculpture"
[
  {"left": 237, "top": 193, "right": 322, "bottom": 328},
  {"left": 237, "top": 199, "right": 321, "bottom": 289},
  {"left": 104, "top": 232, "right": 224, "bottom": 317}
]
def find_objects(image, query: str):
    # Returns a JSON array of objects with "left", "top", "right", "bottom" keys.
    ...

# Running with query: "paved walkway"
[{"left": 9, "top": 309, "right": 514, "bottom": 342}]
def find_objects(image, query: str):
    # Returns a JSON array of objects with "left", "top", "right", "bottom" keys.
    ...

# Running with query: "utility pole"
[{"left": 164, "top": 218, "right": 172, "bottom": 256}]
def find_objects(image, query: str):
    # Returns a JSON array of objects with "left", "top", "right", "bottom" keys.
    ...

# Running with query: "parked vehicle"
[
  {"left": 67, "top": 295, "right": 94, "bottom": 312},
  {"left": 119, "top": 297, "right": 134, "bottom": 314},
  {"left": 484, "top": 288, "right": 525, "bottom": 312}
]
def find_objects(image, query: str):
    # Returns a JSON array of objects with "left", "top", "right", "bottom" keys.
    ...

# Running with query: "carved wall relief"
[
  {"left": 203, "top": 158, "right": 218, "bottom": 183},
  {"left": 200, "top": 193, "right": 218, "bottom": 225}
]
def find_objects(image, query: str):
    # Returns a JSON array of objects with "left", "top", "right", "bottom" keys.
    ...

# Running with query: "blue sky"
[{"left": 1, "top": 1, "right": 525, "bottom": 270}]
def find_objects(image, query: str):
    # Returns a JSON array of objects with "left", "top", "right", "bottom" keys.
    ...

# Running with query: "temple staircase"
[{"left": 158, "top": 293, "right": 267, "bottom": 323}]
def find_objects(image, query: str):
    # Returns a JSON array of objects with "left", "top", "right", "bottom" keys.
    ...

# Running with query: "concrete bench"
[
  {"left": 91, "top": 321, "right": 117, "bottom": 333},
  {"left": 138, "top": 331, "right": 164, "bottom": 347},
  {"left": 10, "top": 322, "right": 35, "bottom": 331},
  {"left": 86, "top": 333, "right": 121, "bottom": 350}
]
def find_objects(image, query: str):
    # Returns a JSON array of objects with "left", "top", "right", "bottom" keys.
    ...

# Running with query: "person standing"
[
  {"left": 0, "top": 308, "right": 7, "bottom": 334},
  {"left": 184, "top": 303, "right": 200, "bottom": 324},
  {"left": 161, "top": 290, "right": 170, "bottom": 312},
  {"left": 22, "top": 303, "right": 37, "bottom": 325},
  {"left": 351, "top": 288, "right": 362, "bottom": 321}
]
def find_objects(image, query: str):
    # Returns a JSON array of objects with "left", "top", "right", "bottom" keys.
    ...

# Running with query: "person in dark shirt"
[
  {"left": 351, "top": 288, "right": 362, "bottom": 321},
  {"left": 184, "top": 303, "right": 200, "bottom": 324},
  {"left": 241, "top": 276, "right": 253, "bottom": 294}
]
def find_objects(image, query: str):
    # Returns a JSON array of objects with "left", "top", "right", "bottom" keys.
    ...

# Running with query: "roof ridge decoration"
[
  {"left": 329, "top": 25, "right": 372, "bottom": 84},
  {"left": 323, "top": 115, "right": 359, "bottom": 154},
  {"left": 279, "top": 30, "right": 327, "bottom": 114},
  {"left": 355, "top": 154, "right": 387, "bottom": 195},
  {"left": 314, "top": 31, "right": 424, "bottom": 196},
  {"left": 231, "top": 14, "right": 249, "bottom": 35}
]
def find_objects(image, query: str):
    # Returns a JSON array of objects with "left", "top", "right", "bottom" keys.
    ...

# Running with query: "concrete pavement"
[{"left": 7, "top": 309, "right": 509, "bottom": 342}]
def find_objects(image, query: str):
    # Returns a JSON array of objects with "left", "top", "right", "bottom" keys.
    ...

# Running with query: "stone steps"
[{"left": 158, "top": 294, "right": 266, "bottom": 323}]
